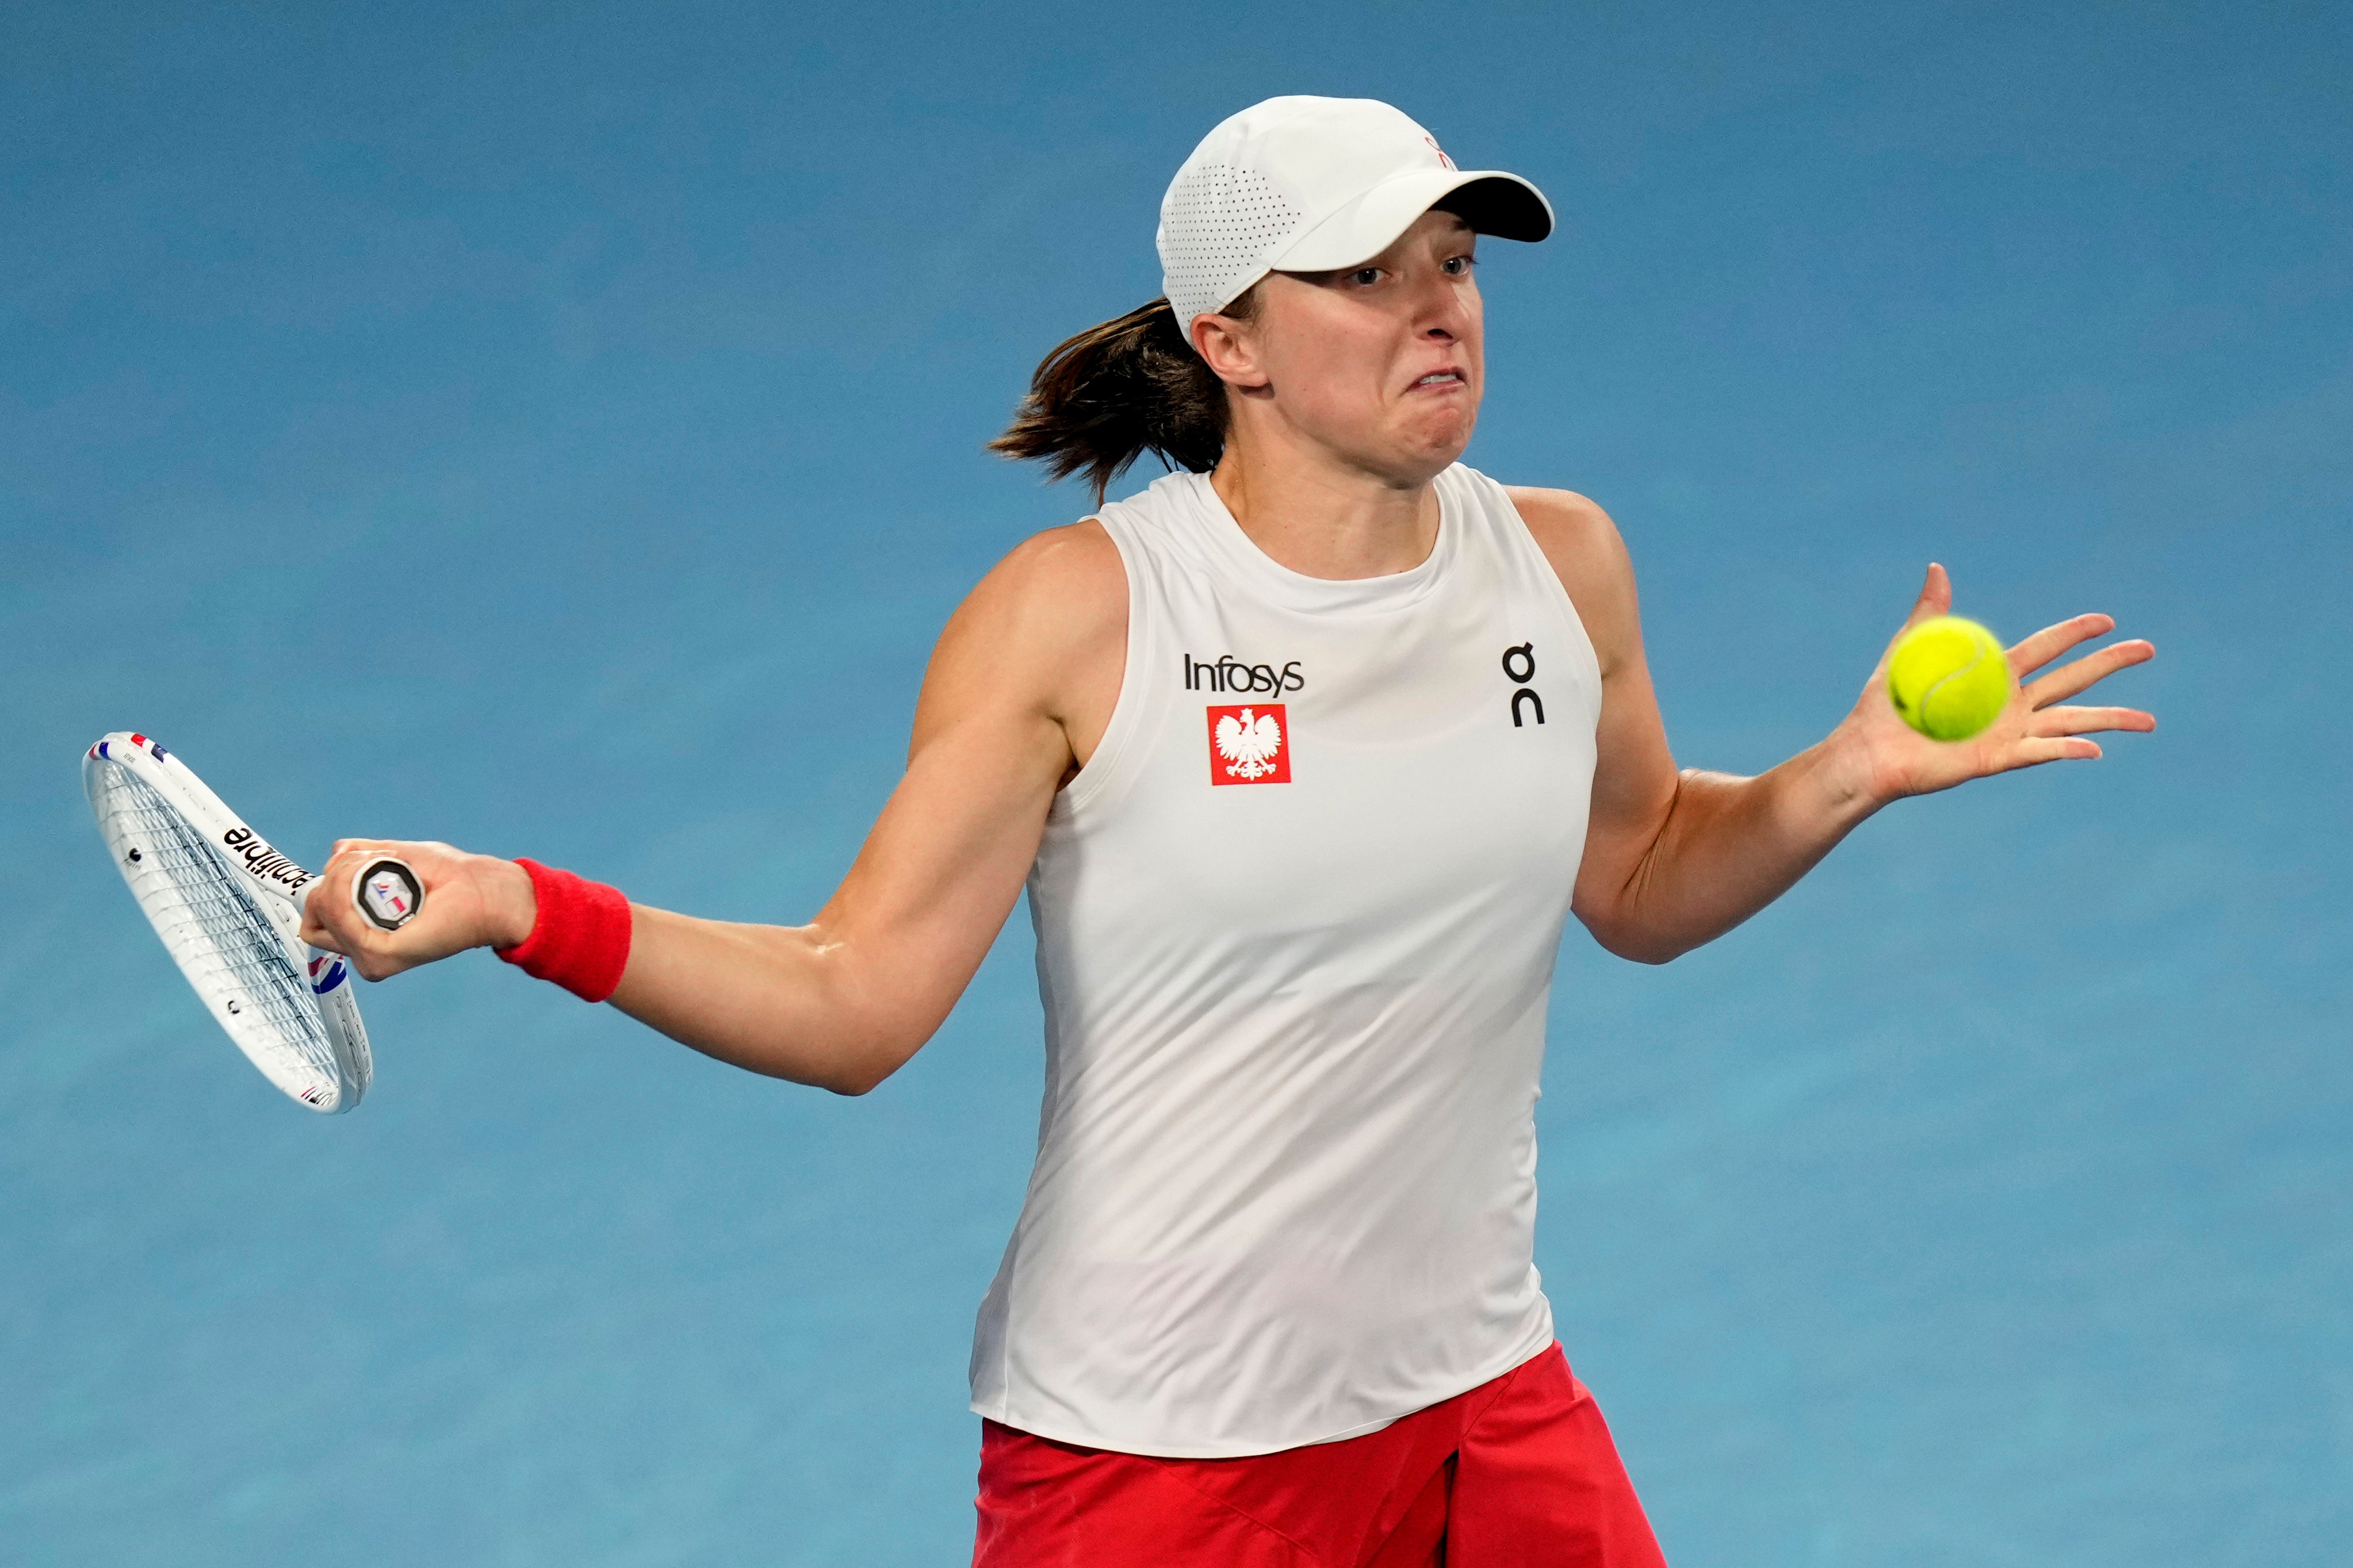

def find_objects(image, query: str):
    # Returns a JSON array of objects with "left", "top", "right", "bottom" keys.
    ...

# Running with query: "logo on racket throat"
[{"left": 1207, "top": 704, "right": 1290, "bottom": 785}]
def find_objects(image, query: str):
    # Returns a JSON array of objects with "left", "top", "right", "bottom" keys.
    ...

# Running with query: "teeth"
[{"left": 1417, "top": 373, "right": 1457, "bottom": 386}]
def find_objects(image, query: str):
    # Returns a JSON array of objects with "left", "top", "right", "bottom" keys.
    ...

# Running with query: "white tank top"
[{"left": 969, "top": 464, "right": 1602, "bottom": 1457}]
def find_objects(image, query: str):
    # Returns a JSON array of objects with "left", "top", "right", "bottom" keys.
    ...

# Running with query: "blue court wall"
[{"left": 2, "top": 2, "right": 2347, "bottom": 1562}]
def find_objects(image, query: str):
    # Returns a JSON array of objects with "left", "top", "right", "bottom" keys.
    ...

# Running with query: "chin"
[
  {"left": 1318, "top": 401, "right": 1478, "bottom": 485},
  {"left": 1398, "top": 409, "right": 1476, "bottom": 473}
]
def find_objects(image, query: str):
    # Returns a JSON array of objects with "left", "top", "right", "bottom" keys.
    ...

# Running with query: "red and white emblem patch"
[{"left": 1207, "top": 703, "right": 1289, "bottom": 785}]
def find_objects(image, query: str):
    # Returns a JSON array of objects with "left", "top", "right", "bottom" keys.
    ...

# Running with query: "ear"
[{"left": 1190, "top": 310, "right": 1269, "bottom": 391}]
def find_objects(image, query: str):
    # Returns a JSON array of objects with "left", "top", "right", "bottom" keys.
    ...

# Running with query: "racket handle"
[{"left": 354, "top": 857, "right": 425, "bottom": 932}]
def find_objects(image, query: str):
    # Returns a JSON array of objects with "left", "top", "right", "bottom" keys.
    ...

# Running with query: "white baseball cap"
[{"left": 1157, "top": 96, "right": 1554, "bottom": 337}]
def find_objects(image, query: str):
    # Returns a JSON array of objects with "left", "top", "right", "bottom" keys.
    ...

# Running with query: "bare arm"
[
  {"left": 300, "top": 521, "right": 1128, "bottom": 1094},
  {"left": 1507, "top": 488, "right": 2156, "bottom": 965}
]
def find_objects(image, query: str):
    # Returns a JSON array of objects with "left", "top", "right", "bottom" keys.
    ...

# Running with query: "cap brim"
[{"left": 1270, "top": 169, "right": 1555, "bottom": 273}]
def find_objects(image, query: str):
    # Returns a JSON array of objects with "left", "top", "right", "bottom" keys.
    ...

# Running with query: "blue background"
[{"left": 4, "top": 2, "right": 2347, "bottom": 1562}]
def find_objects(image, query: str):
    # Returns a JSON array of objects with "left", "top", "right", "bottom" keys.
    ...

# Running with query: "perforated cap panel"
[{"left": 1158, "top": 162, "right": 1302, "bottom": 331}]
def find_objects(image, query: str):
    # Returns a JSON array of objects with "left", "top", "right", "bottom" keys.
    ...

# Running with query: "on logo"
[
  {"left": 1502, "top": 642, "right": 1544, "bottom": 727},
  {"left": 1207, "top": 704, "right": 1290, "bottom": 785}
]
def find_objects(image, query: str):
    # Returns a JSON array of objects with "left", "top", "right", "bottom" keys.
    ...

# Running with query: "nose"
[{"left": 1409, "top": 268, "right": 1469, "bottom": 341}]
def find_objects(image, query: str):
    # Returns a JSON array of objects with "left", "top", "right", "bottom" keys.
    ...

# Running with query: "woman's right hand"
[{"left": 300, "top": 840, "right": 538, "bottom": 982}]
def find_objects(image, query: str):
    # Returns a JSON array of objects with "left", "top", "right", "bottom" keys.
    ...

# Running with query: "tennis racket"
[{"left": 82, "top": 731, "right": 424, "bottom": 1114}]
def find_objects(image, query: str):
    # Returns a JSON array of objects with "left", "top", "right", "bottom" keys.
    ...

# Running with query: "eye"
[
  {"left": 1348, "top": 267, "right": 1383, "bottom": 286},
  {"left": 1441, "top": 254, "right": 1477, "bottom": 277}
]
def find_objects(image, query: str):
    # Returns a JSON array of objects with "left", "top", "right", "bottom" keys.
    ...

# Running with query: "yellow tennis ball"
[{"left": 1887, "top": 615, "right": 2010, "bottom": 741}]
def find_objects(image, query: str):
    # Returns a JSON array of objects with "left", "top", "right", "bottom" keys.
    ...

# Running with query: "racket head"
[{"left": 83, "top": 733, "right": 372, "bottom": 1114}]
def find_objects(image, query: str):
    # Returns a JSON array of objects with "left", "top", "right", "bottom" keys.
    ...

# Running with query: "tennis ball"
[{"left": 1887, "top": 615, "right": 2010, "bottom": 741}]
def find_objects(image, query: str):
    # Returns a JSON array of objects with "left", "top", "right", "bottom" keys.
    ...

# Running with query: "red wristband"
[{"left": 495, "top": 858, "right": 633, "bottom": 1003}]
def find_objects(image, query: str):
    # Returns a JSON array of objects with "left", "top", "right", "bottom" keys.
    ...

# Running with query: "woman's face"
[{"left": 1201, "top": 210, "right": 1485, "bottom": 485}]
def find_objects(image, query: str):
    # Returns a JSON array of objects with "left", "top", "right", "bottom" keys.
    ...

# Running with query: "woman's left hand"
[{"left": 1838, "top": 562, "right": 2156, "bottom": 804}]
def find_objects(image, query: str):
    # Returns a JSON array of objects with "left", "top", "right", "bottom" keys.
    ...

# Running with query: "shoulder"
[
  {"left": 921, "top": 516, "right": 1128, "bottom": 733},
  {"left": 956, "top": 516, "right": 1126, "bottom": 649},
  {"left": 1501, "top": 485, "right": 1628, "bottom": 582},
  {"left": 1502, "top": 486, "right": 1642, "bottom": 678}
]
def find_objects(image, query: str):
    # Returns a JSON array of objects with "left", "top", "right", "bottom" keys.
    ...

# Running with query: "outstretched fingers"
[
  {"left": 2029, "top": 703, "right": 2156, "bottom": 738},
  {"left": 2003, "top": 735, "right": 2104, "bottom": 768},
  {"left": 2006, "top": 613, "right": 2118, "bottom": 680},
  {"left": 2021, "top": 635, "right": 2155, "bottom": 707}
]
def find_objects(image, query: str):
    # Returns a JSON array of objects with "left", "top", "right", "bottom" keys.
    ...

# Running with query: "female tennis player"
[{"left": 302, "top": 96, "right": 2154, "bottom": 1565}]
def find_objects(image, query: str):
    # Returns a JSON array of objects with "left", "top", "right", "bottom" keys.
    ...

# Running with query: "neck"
[{"left": 1208, "top": 422, "right": 1444, "bottom": 582}]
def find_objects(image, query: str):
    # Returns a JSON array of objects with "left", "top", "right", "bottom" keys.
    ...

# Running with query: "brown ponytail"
[{"left": 990, "top": 292, "right": 1256, "bottom": 503}]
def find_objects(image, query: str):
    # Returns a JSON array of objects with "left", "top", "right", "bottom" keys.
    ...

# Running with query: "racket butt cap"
[{"left": 355, "top": 858, "right": 424, "bottom": 931}]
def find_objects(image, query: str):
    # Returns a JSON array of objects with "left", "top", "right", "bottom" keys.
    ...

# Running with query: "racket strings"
[{"left": 103, "top": 765, "right": 337, "bottom": 1082}]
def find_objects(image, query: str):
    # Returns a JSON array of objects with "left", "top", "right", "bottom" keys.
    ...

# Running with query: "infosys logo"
[
  {"left": 221, "top": 826, "right": 316, "bottom": 894},
  {"left": 1183, "top": 654, "right": 1304, "bottom": 697}
]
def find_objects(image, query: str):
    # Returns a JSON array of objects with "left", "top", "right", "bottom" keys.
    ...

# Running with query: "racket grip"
[{"left": 354, "top": 857, "right": 425, "bottom": 931}]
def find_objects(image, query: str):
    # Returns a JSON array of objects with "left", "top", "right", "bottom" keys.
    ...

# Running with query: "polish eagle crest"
[{"left": 1214, "top": 706, "right": 1284, "bottom": 781}]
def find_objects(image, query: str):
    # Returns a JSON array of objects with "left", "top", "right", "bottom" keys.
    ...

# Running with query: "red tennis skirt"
[{"left": 971, "top": 1343, "right": 1668, "bottom": 1566}]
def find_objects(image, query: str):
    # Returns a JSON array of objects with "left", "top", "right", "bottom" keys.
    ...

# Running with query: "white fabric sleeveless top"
[{"left": 969, "top": 463, "right": 1602, "bottom": 1458}]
